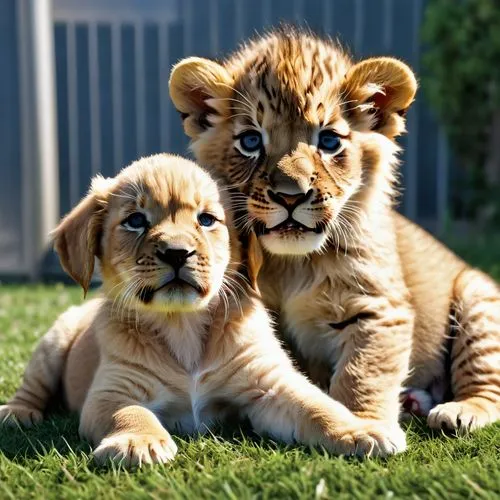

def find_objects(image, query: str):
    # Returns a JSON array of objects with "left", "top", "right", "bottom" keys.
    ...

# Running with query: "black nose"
[
  {"left": 155, "top": 248, "right": 195, "bottom": 269},
  {"left": 267, "top": 189, "right": 313, "bottom": 210}
]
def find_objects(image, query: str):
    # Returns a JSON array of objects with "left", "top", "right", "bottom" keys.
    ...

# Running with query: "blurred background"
[{"left": 1, "top": 0, "right": 499, "bottom": 281}]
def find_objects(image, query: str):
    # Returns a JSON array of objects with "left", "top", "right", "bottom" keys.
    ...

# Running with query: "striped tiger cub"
[{"left": 169, "top": 27, "right": 500, "bottom": 435}]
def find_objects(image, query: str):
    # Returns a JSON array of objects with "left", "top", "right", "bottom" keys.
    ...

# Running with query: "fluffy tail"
[{"left": 0, "top": 301, "right": 95, "bottom": 427}]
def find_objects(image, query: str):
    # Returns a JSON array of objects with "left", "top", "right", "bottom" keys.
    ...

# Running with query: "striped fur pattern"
[
  {"left": 169, "top": 28, "right": 500, "bottom": 434},
  {"left": 0, "top": 154, "right": 407, "bottom": 468}
]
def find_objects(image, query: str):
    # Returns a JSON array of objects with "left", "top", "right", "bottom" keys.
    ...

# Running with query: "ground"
[{"left": 1, "top": 236, "right": 499, "bottom": 499}]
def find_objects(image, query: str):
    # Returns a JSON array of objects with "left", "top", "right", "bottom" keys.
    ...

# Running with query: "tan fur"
[
  {"left": 169, "top": 28, "right": 500, "bottom": 434},
  {"left": 0, "top": 154, "right": 407, "bottom": 468}
]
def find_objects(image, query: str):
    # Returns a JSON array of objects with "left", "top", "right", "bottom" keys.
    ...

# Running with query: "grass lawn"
[{"left": 1, "top": 238, "right": 499, "bottom": 499}]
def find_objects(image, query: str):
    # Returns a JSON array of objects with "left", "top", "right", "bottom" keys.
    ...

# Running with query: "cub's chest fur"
[
  {"left": 147, "top": 363, "right": 237, "bottom": 435},
  {"left": 259, "top": 254, "right": 385, "bottom": 379},
  {"left": 279, "top": 281, "right": 358, "bottom": 368},
  {"left": 105, "top": 312, "right": 239, "bottom": 435},
  {"left": 269, "top": 281, "right": 352, "bottom": 361}
]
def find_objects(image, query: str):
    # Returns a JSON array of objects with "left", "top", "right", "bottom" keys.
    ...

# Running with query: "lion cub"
[{"left": 0, "top": 154, "right": 404, "bottom": 466}]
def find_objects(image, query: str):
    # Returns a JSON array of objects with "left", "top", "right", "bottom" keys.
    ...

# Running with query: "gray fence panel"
[{"left": 0, "top": 0, "right": 24, "bottom": 275}]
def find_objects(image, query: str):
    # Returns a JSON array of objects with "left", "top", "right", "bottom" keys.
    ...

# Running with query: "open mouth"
[
  {"left": 137, "top": 277, "right": 203, "bottom": 304},
  {"left": 260, "top": 218, "right": 323, "bottom": 235}
]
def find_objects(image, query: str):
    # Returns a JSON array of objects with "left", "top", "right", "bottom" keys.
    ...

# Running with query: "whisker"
[{"left": 215, "top": 82, "right": 255, "bottom": 111}]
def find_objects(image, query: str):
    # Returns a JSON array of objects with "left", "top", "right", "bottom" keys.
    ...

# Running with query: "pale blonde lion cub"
[{"left": 0, "top": 154, "right": 404, "bottom": 467}]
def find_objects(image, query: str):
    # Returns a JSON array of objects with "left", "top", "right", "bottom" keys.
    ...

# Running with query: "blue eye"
[
  {"left": 318, "top": 130, "right": 342, "bottom": 153},
  {"left": 122, "top": 212, "right": 148, "bottom": 230},
  {"left": 238, "top": 131, "right": 263, "bottom": 153},
  {"left": 198, "top": 213, "right": 217, "bottom": 227}
]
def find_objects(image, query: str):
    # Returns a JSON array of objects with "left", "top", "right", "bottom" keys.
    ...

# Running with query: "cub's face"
[
  {"left": 170, "top": 32, "right": 417, "bottom": 255},
  {"left": 53, "top": 154, "right": 231, "bottom": 313}
]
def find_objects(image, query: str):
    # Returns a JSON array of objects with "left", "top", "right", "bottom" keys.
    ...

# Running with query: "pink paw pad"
[{"left": 401, "top": 388, "right": 434, "bottom": 417}]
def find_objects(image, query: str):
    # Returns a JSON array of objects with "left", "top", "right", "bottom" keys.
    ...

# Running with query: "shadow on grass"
[
  {"left": 0, "top": 410, "right": 91, "bottom": 463},
  {"left": 0, "top": 409, "right": 456, "bottom": 468},
  {"left": 402, "top": 417, "right": 443, "bottom": 441}
]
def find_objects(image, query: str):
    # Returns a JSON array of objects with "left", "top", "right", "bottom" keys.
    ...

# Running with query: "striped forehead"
[{"left": 233, "top": 39, "right": 349, "bottom": 126}]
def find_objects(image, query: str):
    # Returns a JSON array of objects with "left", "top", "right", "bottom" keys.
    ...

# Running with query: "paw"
[
  {"left": 93, "top": 432, "right": 178, "bottom": 468},
  {"left": 0, "top": 404, "right": 43, "bottom": 428},
  {"left": 427, "top": 401, "right": 495, "bottom": 434},
  {"left": 328, "top": 421, "right": 407, "bottom": 458},
  {"left": 400, "top": 388, "right": 434, "bottom": 419},
  {"left": 351, "top": 421, "right": 407, "bottom": 457}
]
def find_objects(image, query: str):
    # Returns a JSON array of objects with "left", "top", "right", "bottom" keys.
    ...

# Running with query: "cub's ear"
[
  {"left": 342, "top": 57, "right": 417, "bottom": 137},
  {"left": 51, "top": 175, "right": 115, "bottom": 295},
  {"left": 169, "top": 57, "right": 233, "bottom": 138}
]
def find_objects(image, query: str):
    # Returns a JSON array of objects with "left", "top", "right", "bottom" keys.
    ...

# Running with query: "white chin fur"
[
  {"left": 259, "top": 232, "right": 328, "bottom": 255},
  {"left": 150, "top": 289, "right": 208, "bottom": 312}
]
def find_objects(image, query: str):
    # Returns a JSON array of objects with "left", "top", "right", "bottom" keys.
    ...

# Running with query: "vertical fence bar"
[
  {"left": 88, "top": 22, "right": 101, "bottom": 175},
  {"left": 209, "top": 0, "right": 219, "bottom": 54},
  {"left": 159, "top": 22, "right": 169, "bottom": 152},
  {"left": 323, "top": 0, "right": 333, "bottom": 34},
  {"left": 111, "top": 22, "right": 123, "bottom": 172},
  {"left": 32, "top": 0, "right": 59, "bottom": 250},
  {"left": 183, "top": 0, "right": 192, "bottom": 56},
  {"left": 262, "top": 0, "right": 271, "bottom": 28},
  {"left": 294, "top": 0, "right": 304, "bottom": 24},
  {"left": 16, "top": 0, "right": 59, "bottom": 278},
  {"left": 235, "top": 0, "right": 244, "bottom": 45},
  {"left": 354, "top": 0, "right": 364, "bottom": 53},
  {"left": 135, "top": 22, "right": 146, "bottom": 157},
  {"left": 405, "top": 0, "right": 422, "bottom": 221},
  {"left": 66, "top": 21, "right": 80, "bottom": 206},
  {"left": 17, "top": 0, "right": 36, "bottom": 277},
  {"left": 383, "top": 0, "right": 394, "bottom": 51}
]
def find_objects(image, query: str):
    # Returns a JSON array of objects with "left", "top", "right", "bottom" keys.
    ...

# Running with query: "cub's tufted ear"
[
  {"left": 51, "top": 175, "right": 115, "bottom": 295},
  {"left": 342, "top": 57, "right": 417, "bottom": 137},
  {"left": 169, "top": 57, "right": 234, "bottom": 138}
]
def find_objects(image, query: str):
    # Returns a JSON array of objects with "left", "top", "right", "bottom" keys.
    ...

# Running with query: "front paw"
[
  {"left": 93, "top": 432, "right": 178, "bottom": 468},
  {"left": 427, "top": 400, "right": 497, "bottom": 434},
  {"left": 327, "top": 420, "right": 407, "bottom": 458},
  {"left": 0, "top": 403, "right": 43, "bottom": 428}
]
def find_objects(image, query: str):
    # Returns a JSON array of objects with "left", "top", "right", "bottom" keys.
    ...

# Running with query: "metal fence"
[{"left": 0, "top": 0, "right": 450, "bottom": 279}]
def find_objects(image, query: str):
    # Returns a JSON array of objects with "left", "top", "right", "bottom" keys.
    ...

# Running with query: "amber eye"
[
  {"left": 198, "top": 213, "right": 217, "bottom": 227},
  {"left": 318, "top": 130, "right": 342, "bottom": 153},
  {"left": 122, "top": 212, "right": 149, "bottom": 231}
]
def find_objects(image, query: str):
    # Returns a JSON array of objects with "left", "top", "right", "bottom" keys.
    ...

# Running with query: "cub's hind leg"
[
  {"left": 0, "top": 301, "right": 98, "bottom": 427},
  {"left": 428, "top": 269, "right": 500, "bottom": 433}
]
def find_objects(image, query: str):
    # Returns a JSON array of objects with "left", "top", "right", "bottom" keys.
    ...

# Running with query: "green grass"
[{"left": 1, "top": 237, "right": 500, "bottom": 499}]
